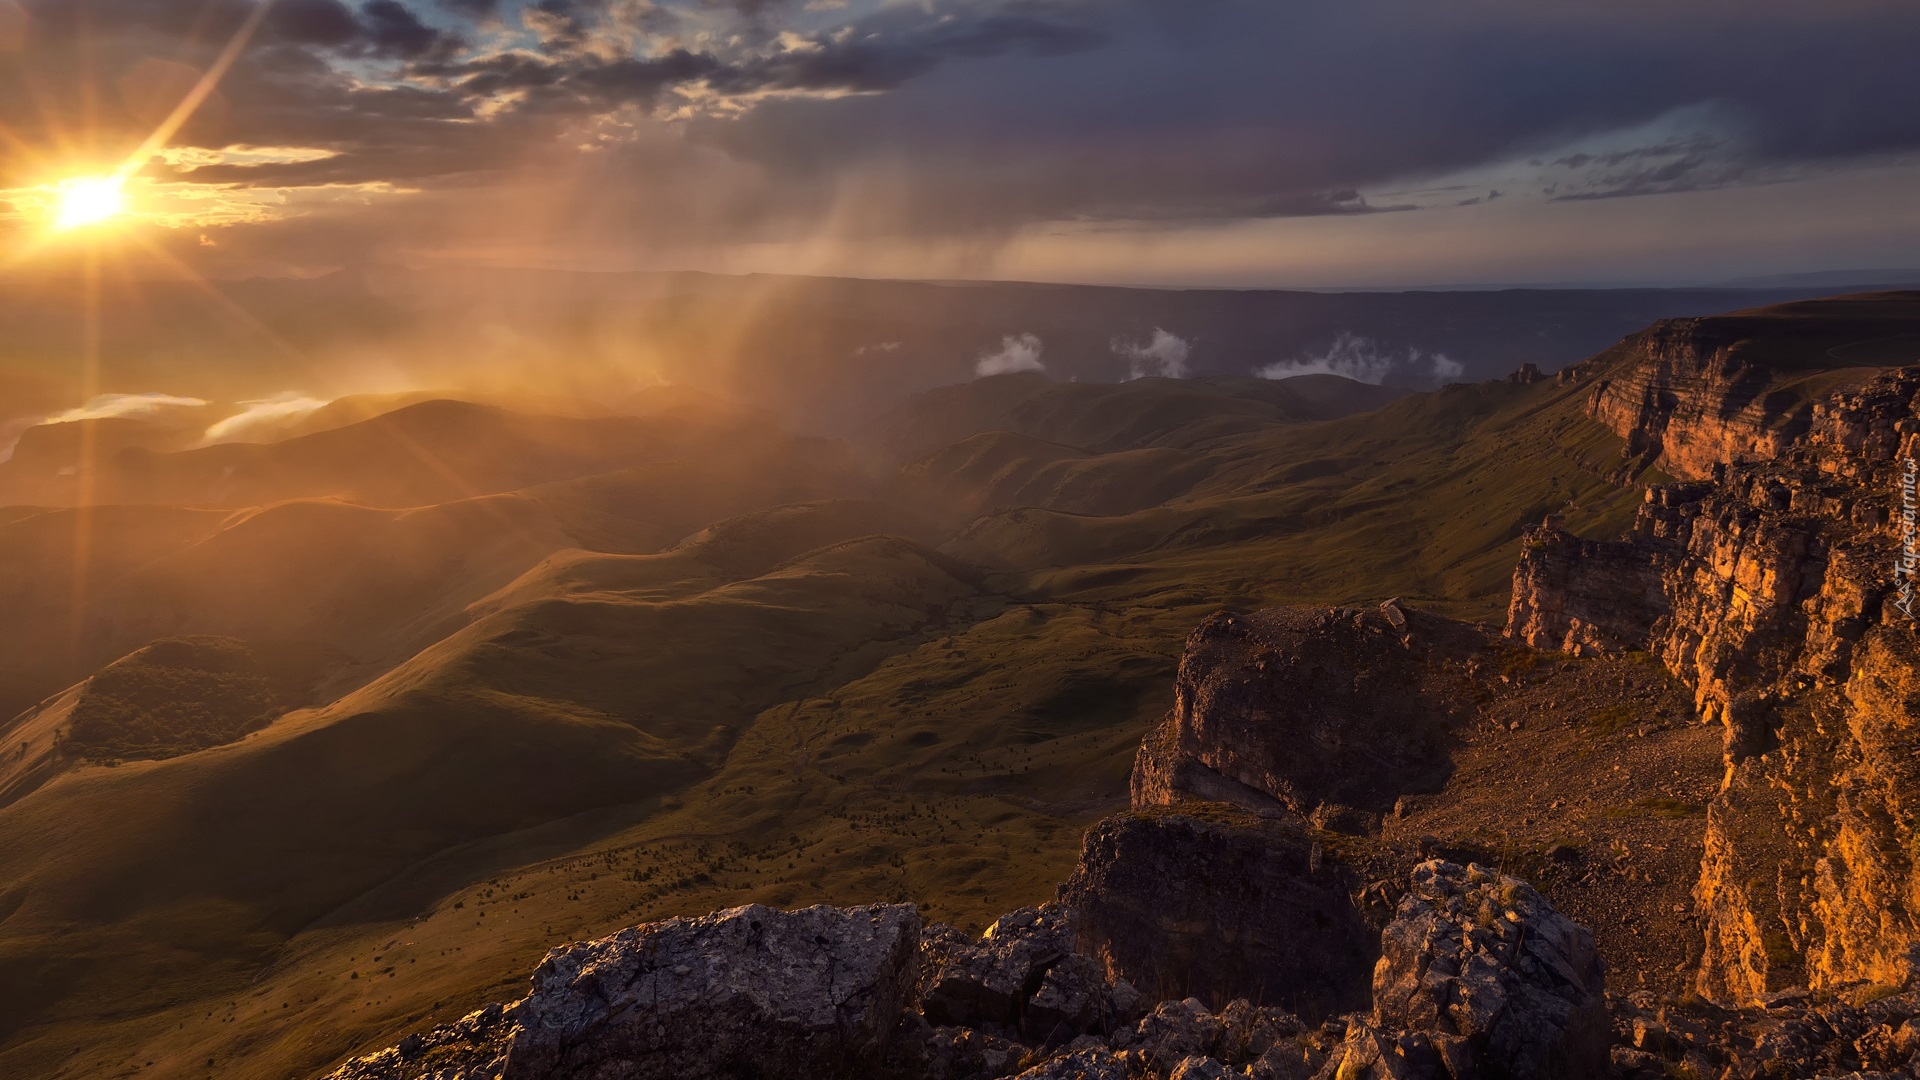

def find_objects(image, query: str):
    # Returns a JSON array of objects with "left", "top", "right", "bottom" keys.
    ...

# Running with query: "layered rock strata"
[
  {"left": 1568, "top": 296, "right": 1920, "bottom": 481},
  {"left": 1579, "top": 318, "right": 1821, "bottom": 481},
  {"left": 1509, "top": 361, "right": 1920, "bottom": 1001}
]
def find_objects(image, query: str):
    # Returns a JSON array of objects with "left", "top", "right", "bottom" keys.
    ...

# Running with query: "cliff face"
[
  {"left": 1574, "top": 294, "right": 1920, "bottom": 482},
  {"left": 1580, "top": 319, "right": 1810, "bottom": 481},
  {"left": 1510, "top": 351, "right": 1920, "bottom": 1001}
]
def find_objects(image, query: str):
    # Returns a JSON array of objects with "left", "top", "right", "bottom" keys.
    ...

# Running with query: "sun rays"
[
  {"left": 51, "top": 175, "right": 128, "bottom": 231},
  {"left": 0, "top": 0, "right": 276, "bottom": 256},
  {"left": 0, "top": 1, "right": 285, "bottom": 658}
]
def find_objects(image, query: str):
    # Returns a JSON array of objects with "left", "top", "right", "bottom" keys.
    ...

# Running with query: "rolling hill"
[{"left": 0, "top": 398, "right": 797, "bottom": 509}]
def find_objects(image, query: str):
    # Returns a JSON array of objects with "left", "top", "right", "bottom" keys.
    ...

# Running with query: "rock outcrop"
[
  {"left": 1504, "top": 520, "right": 1671, "bottom": 656},
  {"left": 326, "top": 903, "right": 921, "bottom": 1080},
  {"left": 1337, "top": 861, "right": 1610, "bottom": 1080},
  {"left": 505, "top": 902, "right": 919, "bottom": 1079},
  {"left": 1060, "top": 808, "right": 1405, "bottom": 1020},
  {"left": 330, "top": 858, "right": 1605, "bottom": 1080},
  {"left": 918, "top": 904, "right": 1142, "bottom": 1047},
  {"left": 1608, "top": 981, "right": 1920, "bottom": 1079},
  {"left": 324, "top": 1000, "right": 517, "bottom": 1080},
  {"left": 1132, "top": 606, "right": 1485, "bottom": 822},
  {"left": 1510, "top": 341, "right": 1920, "bottom": 1001},
  {"left": 1580, "top": 318, "right": 1818, "bottom": 482}
]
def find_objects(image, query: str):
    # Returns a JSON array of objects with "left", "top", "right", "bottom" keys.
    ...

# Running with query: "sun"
[{"left": 52, "top": 175, "right": 129, "bottom": 231}]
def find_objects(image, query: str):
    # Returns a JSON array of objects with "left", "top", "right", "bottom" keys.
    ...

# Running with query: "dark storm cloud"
[
  {"left": 265, "top": 0, "right": 363, "bottom": 48},
  {"left": 437, "top": 0, "right": 501, "bottom": 18},
  {"left": 7, "top": 0, "right": 1920, "bottom": 256},
  {"left": 411, "top": 1, "right": 1104, "bottom": 107},
  {"left": 361, "top": 0, "right": 449, "bottom": 58},
  {"left": 712, "top": 7, "right": 1106, "bottom": 95},
  {"left": 653, "top": 0, "right": 1920, "bottom": 230}
]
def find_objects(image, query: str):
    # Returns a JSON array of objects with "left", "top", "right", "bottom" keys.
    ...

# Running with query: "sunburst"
[{"left": 52, "top": 175, "right": 128, "bottom": 231}]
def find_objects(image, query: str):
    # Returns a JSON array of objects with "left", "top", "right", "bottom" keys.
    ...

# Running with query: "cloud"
[
  {"left": 361, "top": 0, "right": 453, "bottom": 59},
  {"left": 1255, "top": 333, "right": 1460, "bottom": 386},
  {"left": 46, "top": 393, "right": 210, "bottom": 423},
  {"left": 201, "top": 393, "right": 331, "bottom": 443},
  {"left": 1114, "top": 327, "right": 1191, "bottom": 379},
  {"left": 6, "top": 0, "right": 1920, "bottom": 277},
  {"left": 0, "top": 392, "right": 213, "bottom": 462},
  {"left": 0, "top": 416, "right": 40, "bottom": 465},
  {"left": 975, "top": 332, "right": 1045, "bottom": 377}
]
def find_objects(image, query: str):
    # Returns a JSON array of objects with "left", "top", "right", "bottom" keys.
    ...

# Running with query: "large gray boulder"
[
  {"left": 1336, "top": 861, "right": 1609, "bottom": 1080},
  {"left": 503, "top": 902, "right": 920, "bottom": 1079}
]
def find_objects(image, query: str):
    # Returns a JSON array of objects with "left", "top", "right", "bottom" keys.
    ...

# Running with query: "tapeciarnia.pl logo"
[{"left": 1898, "top": 456, "right": 1917, "bottom": 621}]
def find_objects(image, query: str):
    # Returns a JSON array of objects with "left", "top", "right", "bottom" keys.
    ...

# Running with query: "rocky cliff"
[
  {"left": 1571, "top": 294, "right": 1920, "bottom": 482},
  {"left": 1512, "top": 329, "right": 1920, "bottom": 1002}
]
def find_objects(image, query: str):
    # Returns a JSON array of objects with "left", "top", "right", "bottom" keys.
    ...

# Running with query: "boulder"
[
  {"left": 1061, "top": 808, "right": 1396, "bottom": 1018},
  {"left": 1338, "top": 861, "right": 1609, "bottom": 1080},
  {"left": 503, "top": 902, "right": 919, "bottom": 1080},
  {"left": 1213, "top": 998, "right": 1307, "bottom": 1063},
  {"left": 1248, "top": 1038, "right": 1329, "bottom": 1080},
  {"left": 1167, "top": 1055, "right": 1234, "bottom": 1080},
  {"left": 1026, "top": 953, "right": 1119, "bottom": 1044},
  {"left": 1010, "top": 1047, "right": 1140, "bottom": 1080},
  {"left": 897, "top": 1016, "right": 1033, "bottom": 1080},
  {"left": 324, "top": 1000, "right": 517, "bottom": 1080},
  {"left": 921, "top": 907, "right": 1073, "bottom": 1030},
  {"left": 920, "top": 904, "right": 1130, "bottom": 1045},
  {"left": 1119, "top": 998, "right": 1224, "bottom": 1069}
]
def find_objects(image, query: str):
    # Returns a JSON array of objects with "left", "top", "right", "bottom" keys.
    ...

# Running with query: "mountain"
[
  {"left": 1719, "top": 268, "right": 1920, "bottom": 289},
  {"left": 7, "top": 268, "right": 1915, "bottom": 442},
  {"left": 0, "top": 293, "right": 1916, "bottom": 1080}
]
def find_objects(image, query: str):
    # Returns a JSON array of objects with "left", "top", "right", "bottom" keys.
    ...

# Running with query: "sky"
[{"left": 1, "top": 0, "right": 1918, "bottom": 287}]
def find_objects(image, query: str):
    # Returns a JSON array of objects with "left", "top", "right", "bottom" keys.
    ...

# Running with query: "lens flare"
[{"left": 53, "top": 176, "right": 128, "bottom": 231}]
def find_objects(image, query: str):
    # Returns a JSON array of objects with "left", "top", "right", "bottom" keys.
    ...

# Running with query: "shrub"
[{"left": 63, "top": 637, "right": 282, "bottom": 762}]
